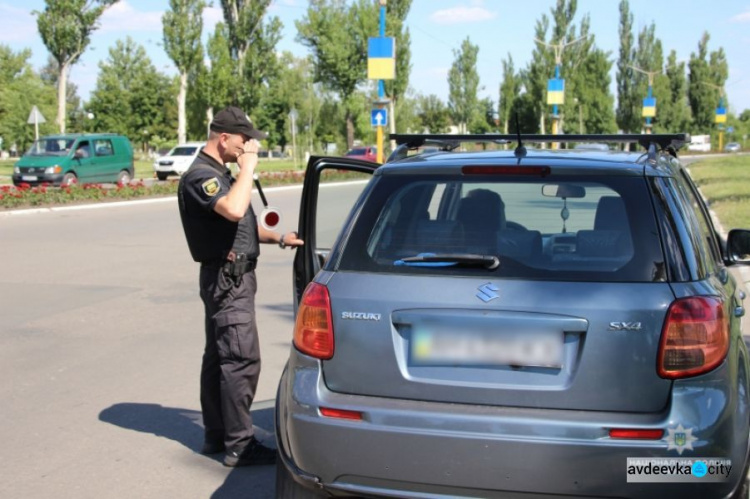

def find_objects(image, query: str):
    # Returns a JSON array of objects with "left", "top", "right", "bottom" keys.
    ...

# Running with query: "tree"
[
  {"left": 34, "top": 0, "right": 116, "bottom": 134},
  {"left": 190, "top": 23, "right": 234, "bottom": 139},
  {"left": 163, "top": 0, "right": 206, "bottom": 144},
  {"left": 498, "top": 55, "right": 521, "bottom": 134},
  {"left": 87, "top": 37, "right": 177, "bottom": 149},
  {"left": 219, "top": 0, "right": 281, "bottom": 111},
  {"left": 0, "top": 45, "right": 58, "bottom": 152},
  {"left": 522, "top": 15, "right": 554, "bottom": 133},
  {"left": 659, "top": 50, "right": 690, "bottom": 133},
  {"left": 615, "top": 0, "right": 638, "bottom": 134},
  {"left": 416, "top": 94, "right": 451, "bottom": 133},
  {"left": 297, "top": 0, "right": 377, "bottom": 149},
  {"left": 448, "top": 38, "right": 480, "bottom": 134},
  {"left": 383, "top": 0, "right": 412, "bottom": 145},
  {"left": 688, "top": 32, "right": 727, "bottom": 133},
  {"left": 632, "top": 23, "right": 669, "bottom": 133},
  {"left": 41, "top": 55, "right": 84, "bottom": 132}
]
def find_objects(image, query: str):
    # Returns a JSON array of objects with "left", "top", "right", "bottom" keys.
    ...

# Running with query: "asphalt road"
[{"left": 0, "top": 185, "right": 314, "bottom": 499}]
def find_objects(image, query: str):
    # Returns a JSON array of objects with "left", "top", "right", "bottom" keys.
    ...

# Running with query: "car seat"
[{"left": 456, "top": 189, "right": 506, "bottom": 254}]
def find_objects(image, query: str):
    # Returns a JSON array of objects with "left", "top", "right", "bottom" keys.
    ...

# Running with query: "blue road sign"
[
  {"left": 371, "top": 108, "right": 388, "bottom": 127},
  {"left": 727, "top": 126, "right": 735, "bottom": 133}
]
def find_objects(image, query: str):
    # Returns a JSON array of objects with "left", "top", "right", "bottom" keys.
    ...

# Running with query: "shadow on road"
[{"left": 99, "top": 403, "right": 278, "bottom": 498}]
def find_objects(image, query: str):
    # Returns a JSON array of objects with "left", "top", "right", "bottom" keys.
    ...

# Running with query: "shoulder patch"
[{"left": 201, "top": 177, "right": 221, "bottom": 197}]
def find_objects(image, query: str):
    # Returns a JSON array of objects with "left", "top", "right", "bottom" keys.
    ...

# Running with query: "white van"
[{"left": 152, "top": 142, "right": 204, "bottom": 180}]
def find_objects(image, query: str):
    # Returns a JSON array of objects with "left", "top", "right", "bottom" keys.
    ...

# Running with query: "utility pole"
[
  {"left": 535, "top": 36, "right": 585, "bottom": 149},
  {"left": 367, "top": 0, "right": 395, "bottom": 164},
  {"left": 628, "top": 65, "right": 660, "bottom": 134},
  {"left": 700, "top": 81, "right": 727, "bottom": 151}
]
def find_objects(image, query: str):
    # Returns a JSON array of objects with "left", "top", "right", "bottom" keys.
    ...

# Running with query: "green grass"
[{"left": 687, "top": 154, "right": 750, "bottom": 229}]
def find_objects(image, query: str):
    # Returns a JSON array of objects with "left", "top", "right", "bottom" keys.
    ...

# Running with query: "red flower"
[{"left": 18, "top": 182, "right": 30, "bottom": 190}]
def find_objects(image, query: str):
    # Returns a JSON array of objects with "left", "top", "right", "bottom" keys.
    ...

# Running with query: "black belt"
[{"left": 201, "top": 256, "right": 257, "bottom": 276}]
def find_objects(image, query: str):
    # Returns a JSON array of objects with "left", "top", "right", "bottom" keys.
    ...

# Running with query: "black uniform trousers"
[{"left": 199, "top": 266, "right": 261, "bottom": 453}]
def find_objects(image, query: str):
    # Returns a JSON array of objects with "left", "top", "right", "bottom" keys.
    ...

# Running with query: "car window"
[
  {"left": 338, "top": 174, "right": 665, "bottom": 282},
  {"left": 25, "top": 138, "right": 75, "bottom": 157},
  {"left": 347, "top": 148, "right": 366, "bottom": 155},
  {"left": 672, "top": 172, "right": 721, "bottom": 276},
  {"left": 75, "top": 141, "right": 91, "bottom": 158},
  {"left": 94, "top": 139, "right": 114, "bottom": 157},
  {"left": 171, "top": 147, "right": 198, "bottom": 156}
]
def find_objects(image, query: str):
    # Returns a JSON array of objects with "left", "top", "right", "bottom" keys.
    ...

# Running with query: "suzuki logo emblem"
[{"left": 476, "top": 283, "right": 499, "bottom": 303}]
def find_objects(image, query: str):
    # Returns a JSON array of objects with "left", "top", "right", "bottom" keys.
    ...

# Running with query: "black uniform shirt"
[{"left": 178, "top": 150, "right": 260, "bottom": 263}]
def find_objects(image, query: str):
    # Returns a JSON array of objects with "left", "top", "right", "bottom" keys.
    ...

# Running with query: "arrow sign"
[
  {"left": 27, "top": 105, "right": 46, "bottom": 125},
  {"left": 371, "top": 108, "right": 388, "bottom": 127}
]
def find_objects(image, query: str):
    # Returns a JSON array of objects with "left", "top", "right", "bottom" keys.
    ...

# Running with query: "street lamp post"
[
  {"left": 700, "top": 81, "right": 727, "bottom": 151},
  {"left": 535, "top": 36, "right": 585, "bottom": 149},
  {"left": 628, "top": 65, "right": 660, "bottom": 134}
]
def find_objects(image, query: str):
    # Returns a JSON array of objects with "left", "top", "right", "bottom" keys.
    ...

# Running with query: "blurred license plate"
[
  {"left": 22, "top": 175, "right": 38, "bottom": 181},
  {"left": 412, "top": 328, "right": 563, "bottom": 367}
]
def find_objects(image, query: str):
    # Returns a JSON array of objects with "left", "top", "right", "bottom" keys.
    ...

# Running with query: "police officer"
[{"left": 178, "top": 106, "right": 303, "bottom": 467}]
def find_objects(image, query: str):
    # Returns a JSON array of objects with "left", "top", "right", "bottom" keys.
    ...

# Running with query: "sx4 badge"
[{"left": 665, "top": 424, "right": 698, "bottom": 455}]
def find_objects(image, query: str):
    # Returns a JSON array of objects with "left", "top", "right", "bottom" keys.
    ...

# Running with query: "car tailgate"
[{"left": 321, "top": 272, "right": 674, "bottom": 413}]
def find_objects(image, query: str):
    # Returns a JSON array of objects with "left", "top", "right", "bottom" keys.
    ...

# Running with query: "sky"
[{"left": 3, "top": 0, "right": 750, "bottom": 118}]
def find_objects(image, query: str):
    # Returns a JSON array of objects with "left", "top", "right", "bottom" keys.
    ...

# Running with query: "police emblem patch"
[{"left": 202, "top": 177, "right": 220, "bottom": 197}]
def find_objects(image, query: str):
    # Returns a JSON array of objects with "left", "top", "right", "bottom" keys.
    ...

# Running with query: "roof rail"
[{"left": 387, "top": 133, "right": 690, "bottom": 162}]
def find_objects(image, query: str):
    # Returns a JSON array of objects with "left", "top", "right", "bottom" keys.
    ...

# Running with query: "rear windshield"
[
  {"left": 346, "top": 148, "right": 367, "bottom": 155},
  {"left": 170, "top": 146, "right": 198, "bottom": 156},
  {"left": 337, "top": 174, "right": 665, "bottom": 282}
]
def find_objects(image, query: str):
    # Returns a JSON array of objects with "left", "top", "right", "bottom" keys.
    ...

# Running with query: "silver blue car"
[{"left": 276, "top": 133, "right": 750, "bottom": 498}]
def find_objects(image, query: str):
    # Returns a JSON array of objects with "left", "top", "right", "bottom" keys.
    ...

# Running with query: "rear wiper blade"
[{"left": 395, "top": 253, "right": 500, "bottom": 270}]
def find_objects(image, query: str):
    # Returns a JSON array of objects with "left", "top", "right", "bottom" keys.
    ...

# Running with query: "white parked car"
[{"left": 153, "top": 142, "right": 204, "bottom": 180}]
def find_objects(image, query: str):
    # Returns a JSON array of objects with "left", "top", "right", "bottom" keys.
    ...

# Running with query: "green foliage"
[
  {"left": 163, "top": 0, "right": 205, "bottom": 74},
  {"left": 616, "top": 0, "right": 638, "bottom": 133},
  {"left": 688, "top": 32, "right": 727, "bottom": 133},
  {"left": 297, "top": 0, "right": 377, "bottom": 148},
  {"left": 0, "top": 45, "right": 57, "bottom": 152},
  {"left": 219, "top": 0, "right": 281, "bottom": 112},
  {"left": 659, "top": 51, "right": 690, "bottom": 133},
  {"left": 498, "top": 55, "right": 521, "bottom": 133},
  {"left": 383, "top": 0, "right": 412, "bottom": 103},
  {"left": 415, "top": 94, "right": 450, "bottom": 134},
  {"left": 87, "top": 37, "right": 177, "bottom": 149},
  {"left": 448, "top": 38, "right": 481, "bottom": 133},
  {"left": 34, "top": 0, "right": 115, "bottom": 132}
]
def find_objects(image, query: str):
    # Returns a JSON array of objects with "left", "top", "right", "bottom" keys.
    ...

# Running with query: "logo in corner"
[
  {"left": 476, "top": 283, "right": 499, "bottom": 303},
  {"left": 202, "top": 177, "right": 221, "bottom": 197},
  {"left": 666, "top": 424, "right": 698, "bottom": 455}
]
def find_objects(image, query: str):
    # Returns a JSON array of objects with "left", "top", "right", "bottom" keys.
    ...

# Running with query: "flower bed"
[{"left": 0, "top": 169, "right": 368, "bottom": 210}]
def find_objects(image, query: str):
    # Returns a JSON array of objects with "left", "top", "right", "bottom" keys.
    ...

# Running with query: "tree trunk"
[
  {"left": 57, "top": 62, "right": 68, "bottom": 134},
  {"left": 206, "top": 106, "right": 214, "bottom": 140},
  {"left": 178, "top": 72, "right": 188, "bottom": 144}
]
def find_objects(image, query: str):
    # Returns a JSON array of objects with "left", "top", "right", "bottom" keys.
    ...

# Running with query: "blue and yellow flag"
[
  {"left": 642, "top": 97, "right": 656, "bottom": 118},
  {"left": 547, "top": 78, "right": 565, "bottom": 105},
  {"left": 368, "top": 37, "right": 396, "bottom": 80},
  {"left": 715, "top": 107, "right": 727, "bottom": 124}
]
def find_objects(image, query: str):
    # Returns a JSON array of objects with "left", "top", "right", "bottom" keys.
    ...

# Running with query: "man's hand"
[{"left": 236, "top": 138, "right": 259, "bottom": 171}]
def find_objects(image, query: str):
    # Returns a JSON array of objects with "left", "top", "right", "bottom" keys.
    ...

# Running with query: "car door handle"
[{"left": 735, "top": 306, "right": 745, "bottom": 318}]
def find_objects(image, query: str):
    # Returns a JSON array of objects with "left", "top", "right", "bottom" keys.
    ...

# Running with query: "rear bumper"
[{"left": 276, "top": 354, "right": 748, "bottom": 499}]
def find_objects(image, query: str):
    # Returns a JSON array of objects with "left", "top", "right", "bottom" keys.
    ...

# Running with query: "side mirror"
[{"left": 728, "top": 229, "right": 750, "bottom": 263}]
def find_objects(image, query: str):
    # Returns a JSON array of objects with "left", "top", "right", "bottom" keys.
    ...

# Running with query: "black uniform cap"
[{"left": 210, "top": 106, "right": 267, "bottom": 140}]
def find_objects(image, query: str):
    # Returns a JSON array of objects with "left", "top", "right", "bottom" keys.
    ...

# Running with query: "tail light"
[
  {"left": 293, "top": 282, "right": 334, "bottom": 359},
  {"left": 657, "top": 297, "right": 729, "bottom": 379},
  {"left": 609, "top": 429, "right": 664, "bottom": 440}
]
